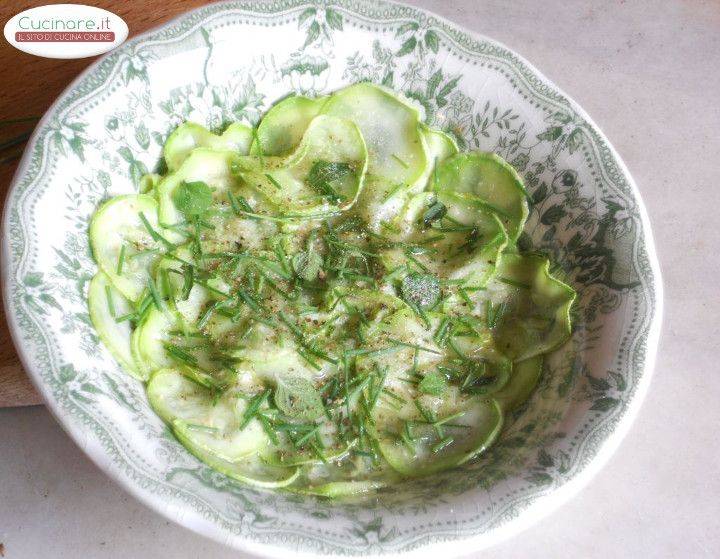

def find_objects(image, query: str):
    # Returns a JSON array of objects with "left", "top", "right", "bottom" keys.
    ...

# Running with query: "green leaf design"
[
  {"left": 39, "top": 293, "right": 61, "bottom": 310},
  {"left": 396, "top": 37, "right": 417, "bottom": 56},
  {"left": 395, "top": 21, "right": 418, "bottom": 37},
  {"left": 587, "top": 375, "right": 611, "bottom": 392},
  {"left": 298, "top": 7, "right": 316, "bottom": 27},
  {"left": 117, "top": 146, "right": 134, "bottom": 163},
  {"left": 437, "top": 76, "right": 460, "bottom": 99},
  {"left": 325, "top": 8, "right": 343, "bottom": 31},
  {"left": 537, "top": 126, "right": 563, "bottom": 141},
  {"left": 531, "top": 181, "right": 549, "bottom": 205},
  {"left": 537, "top": 449, "right": 554, "bottom": 467},
  {"left": 129, "top": 160, "right": 149, "bottom": 188},
  {"left": 424, "top": 30, "right": 440, "bottom": 53},
  {"left": 303, "top": 20, "right": 321, "bottom": 49},
  {"left": 23, "top": 272, "right": 43, "bottom": 287},
  {"left": 426, "top": 69, "right": 443, "bottom": 98},
  {"left": 590, "top": 397, "right": 619, "bottom": 412},
  {"left": 135, "top": 123, "right": 150, "bottom": 150},
  {"left": 608, "top": 371, "right": 627, "bottom": 391},
  {"left": 526, "top": 472, "right": 552, "bottom": 486},
  {"left": 567, "top": 127, "right": 583, "bottom": 154},
  {"left": 199, "top": 27, "right": 211, "bottom": 46},
  {"left": 540, "top": 204, "right": 567, "bottom": 225},
  {"left": 381, "top": 71, "right": 394, "bottom": 87},
  {"left": 69, "top": 136, "right": 85, "bottom": 161}
]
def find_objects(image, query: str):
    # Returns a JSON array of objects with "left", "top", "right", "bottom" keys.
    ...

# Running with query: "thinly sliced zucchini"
[
  {"left": 295, "top": 480, "right": 386, "bottom": 497},
  {"left": 494, "top": 356, "right": 543, "bottom": 412},
  {"left": 433, "top": 152, "right": 529, "bottom": 242},
  {"left": 88, "top": 272, "right": 140, "bottom": 377},
  {"left": 157, "top": 148, "right": 240, "bottom": 229},
  {"left": 164, "top": 122, "right": 253, "bottom": 171},
  {"left": 491, "top": 253, "right": 575, "bottom": 360},
  {"left": 175, "top": 421, "right": 300, "bottom": 488},
  {"left": 354, "top": 125, "right": 457, "bottom": 232},
  {"left": 89, "top": 194, "right": 171, "bottom": 301},
  {"left": 139, "top": 173, "right": 162, "bottom": 194},
  {"left": 321, "top": 83, "right": 427, "bottom": 184},
  {"left": 154, "top": 246, "right": 209, "bottom": 324},
  {"left": 131, "top": 306, "right": 177, "bottom": 375},
  {"left": 379, "top": 206, "right": 508, "bottom": 289},
  {"left": 147, "top": 368, "right": 268, "bottom": 462},
  {"left": 263, "top": 441, "right": 353, "bottom": 467},
  {"left": 376, "top": 395, "right": 503, "bottom": 477},
  {"left": 256, "top": 95, "right": 328, "bottom": 156},
  {"left": 234, "top": 115, "right": 368, "bottom": 216}
]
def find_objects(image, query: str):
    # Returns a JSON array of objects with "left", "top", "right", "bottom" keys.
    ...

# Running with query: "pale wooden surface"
[{"left": 0, "top": 0, "right": 210, "bottom": 408}]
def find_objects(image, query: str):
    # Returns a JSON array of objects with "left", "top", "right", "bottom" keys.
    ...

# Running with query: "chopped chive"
[
  {"left": 382, "top": 182, "right": 406, "bottom": 203},
  {"left": 138, "top": 212, "right": 175, "bottom": 251},
  {"left": 239, "top": 389, "right": 270, "bottom": 429},
  {"left": 105, "top": 285, "right": 116, "bottom": 318},
  {"left": 164, "top": 343, "right": 198, "bottom": 366},
  {"left": 404, "top": 249, "right": 429, "bottom": 272},
  {"left": 431, "top": 436, "right": 454, "bottom": 453},
  {"left": 498, "top": 276, "right": 532, "bottom": 289},
  {"left": 114, "top": 312, "right": 137, "bottom": 324},
  {"left": 257, "top": 413, "right": 280, "bottom": 445},
  {"left": 385, "top": 338, "right": 441, "bottom": 355},
  {"left": 458, "top": 287, "right": 473, "bottom": 306},
  {"left": 116, "top": 244, "right": 126, "bottom": 275},
  {"left": 265, "top": 173, "right": 283, "bottom": 190},
  {"left": 147, "top": 275, "right": 163, "bottom": 310},
  {"left": 391, "top": 153, "right": 409, "bottom": 168},
  {"left": 237, "top": 288, "right": 261, "bottom": 312}
]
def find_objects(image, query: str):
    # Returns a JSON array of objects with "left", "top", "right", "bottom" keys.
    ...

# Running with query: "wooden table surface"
[{"left": 0, "top": 0, "right": 210, "bottom": 407}]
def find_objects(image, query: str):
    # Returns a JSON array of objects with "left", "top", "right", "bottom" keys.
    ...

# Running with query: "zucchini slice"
[
  {"left": 234, "top": 114, "right": 368, "bottom": 217},
  {"left": 164, "top": 122, "right": 253, "bottom": 171},
  {"left": 355, "top": 127, "right": 457, "bottom": 229},
  {"left": 433, "top": 152, "right": 529, "bottom": 242},
  {"left": 89, "top": 194, "right": 171, "bottom": 302},
  {"left": 494, "top": 356, "right": 543, "bottom": 412},
  {"left": 321, "top": 82, "right": 427, "bottom": 185},
  {"left": 147, "top": 368, "right": 268, "bottom": 462},
  {"left": 295, "top": 480, "right": 386, "bottom": 497},
  {"left": 377, "top": 395, "right": 503, "bottom": 477},
  {"left": 490, "top": 253, "right": 576, "bottom": 361},
  {"left": 255, "top": 95, "right": 328, "bottom": 156},
  {"left": 175, "top": 422, "right": 301, "bottom": 488},
  {"left": 87, "top": 272, "right": 140, "bottom": 377},
  {"left": 157, "top": 148, "right": 240, "bottom": 229},
  {"left": 131, "top": 306, "right": 177, "bottom": 376}
]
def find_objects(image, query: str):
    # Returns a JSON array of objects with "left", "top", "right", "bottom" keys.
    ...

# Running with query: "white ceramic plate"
[{"left": 2, "top": 1, "right": 662, "bottom": 556}]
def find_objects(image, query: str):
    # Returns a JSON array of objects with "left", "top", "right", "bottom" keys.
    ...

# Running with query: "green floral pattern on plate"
[{"left": 1, "top": 1, "right": 661, "bottom": 556}]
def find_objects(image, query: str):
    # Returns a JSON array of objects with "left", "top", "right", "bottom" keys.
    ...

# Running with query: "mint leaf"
[
  {"left": 274, "top": 376, "right": 324, "bottom": 421},
  {"left": 422, "top": 198, "right": 446, "bottom": 228},
  {"left": 418, "top": 371, "right": 447, "bottom": 396},
  {"left": 401, "top": 272, "right": 440, "bottom": 310},
  {"left": 172, "top": 181, "right": 213, "bottom": 216},
  {"left": 293, "top": 250, "right": 323, "bottom": 282},
  {"left": 306, "top": 160, "right": 354, "bottom": 202}
]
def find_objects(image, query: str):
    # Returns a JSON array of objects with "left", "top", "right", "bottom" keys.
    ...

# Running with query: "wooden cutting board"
[{"left": 0, "top": 0, "right": 209, "bottom": 407}]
